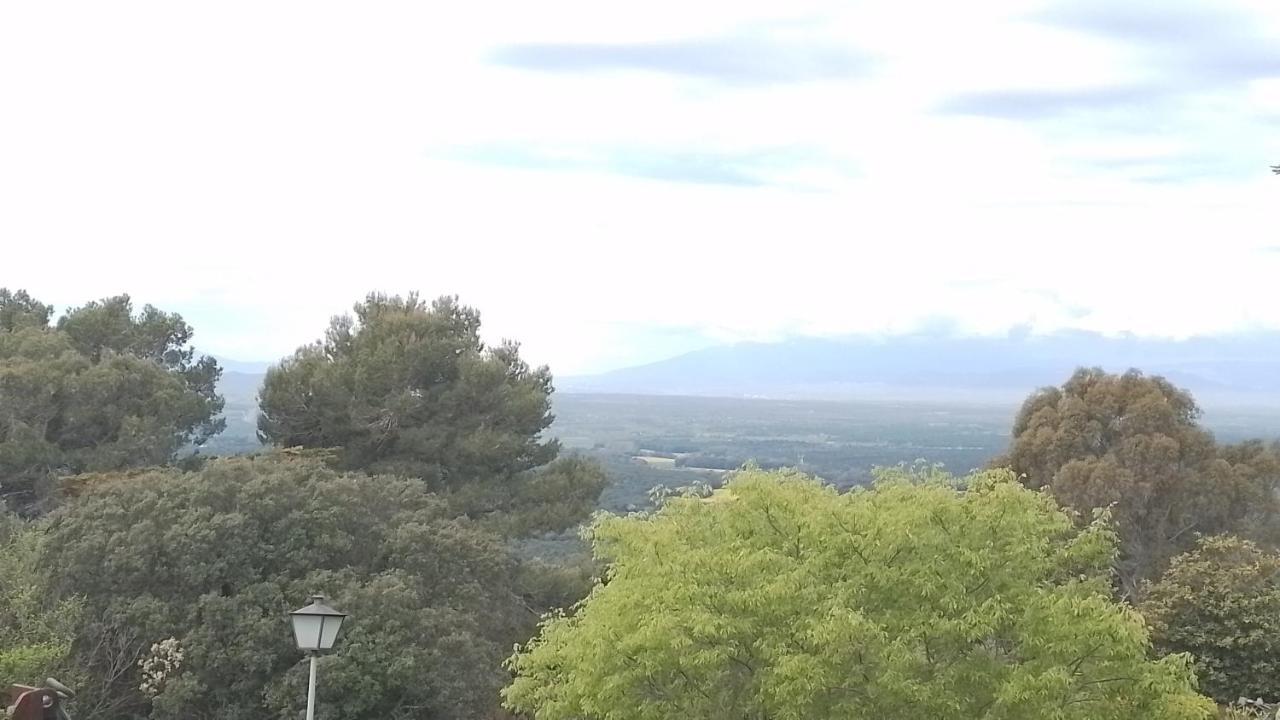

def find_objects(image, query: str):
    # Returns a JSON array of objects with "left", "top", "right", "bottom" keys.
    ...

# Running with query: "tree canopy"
[
  {"left": 1141, "top": 536, "right": 1280, "bottom": 704},
  {"left": 1001, "top": 368, "right": 1279, "bottom": 596},
  {"left": 504, "top": 467, "right": 1215, "bottom": 720},
  {"left": 257, "top": 293, "right": 604, "bottom": 532},
  {"left": 0, "top": 291, "right": 224, "bottom": 513},
  {"left": 0, "top": 289, "right": 53, "bottom": 333},
  {"left": 39, "top": 454, "right": 560, "bottom": 720}
]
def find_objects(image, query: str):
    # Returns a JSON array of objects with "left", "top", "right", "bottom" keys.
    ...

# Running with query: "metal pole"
[{"left": 305, "top": 652, "right": 318, "bottom": 720}]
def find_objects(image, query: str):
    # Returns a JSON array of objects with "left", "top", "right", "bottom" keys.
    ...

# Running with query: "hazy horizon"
[{"left": 211, "top": 325, "right": 1280, "bottom": 380}]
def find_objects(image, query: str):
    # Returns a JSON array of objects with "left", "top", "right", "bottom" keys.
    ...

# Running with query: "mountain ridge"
[{"left": 558, "top": 331, "right": 1280, "bottom": 406}]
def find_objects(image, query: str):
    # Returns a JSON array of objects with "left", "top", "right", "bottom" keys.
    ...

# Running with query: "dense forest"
[{"left": 5, "top": 287, "right": 1280, "bottom": 719}]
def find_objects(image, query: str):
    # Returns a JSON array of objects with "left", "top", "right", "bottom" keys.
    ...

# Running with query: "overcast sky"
[{"left": 3, "top": 0, "right": 1279, "bottom": 375}]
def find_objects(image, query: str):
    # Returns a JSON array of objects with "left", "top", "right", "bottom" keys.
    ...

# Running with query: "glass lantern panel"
[
  {"left": 318, "top": 615, "right": 345, "bottom": 650},
  {"left": 291, "top": 613, "right": 323, "bottom": 651}
]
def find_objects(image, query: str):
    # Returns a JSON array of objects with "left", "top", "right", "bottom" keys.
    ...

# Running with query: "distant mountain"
[
  {"left": 213, "top": 356, "right": 274, "bottom": 374},
  {"left": 559, "top": 331, "right": 1280, "bottom": 406},
  {"left": 218, "top": 370, "right": 266, "bottom": 402}
]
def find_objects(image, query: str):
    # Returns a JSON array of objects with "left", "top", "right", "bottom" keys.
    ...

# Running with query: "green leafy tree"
[
  {"left": 40, "top": 454, "right": 563, "bottom": 720},
  {"left": 0, "top": 511, "right": 81, "bottom": 684},
  {"left": 257, "top": 293, "right": 604, "bottom": 533},
  {"left": 1141, "top": 536, "right": 1280, "bottom": 703},
  {"left": 505, "top": 467, "right": 1215, "bottom": 720},
  {"left": 0, "top": 291, "right": 224, "bottom": 512},
  {"left": 1000, "top": 368, "right": 1279, "bottom": 597}
]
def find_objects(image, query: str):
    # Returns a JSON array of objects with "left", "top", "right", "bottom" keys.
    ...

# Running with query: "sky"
[{"left": 2, "top": 0, "right": 1279, "bottom": 376}]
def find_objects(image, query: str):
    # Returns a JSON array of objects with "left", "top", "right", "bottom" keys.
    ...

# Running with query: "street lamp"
[{"left": 290, "top": 594, "right": 348, "bottom": 720}]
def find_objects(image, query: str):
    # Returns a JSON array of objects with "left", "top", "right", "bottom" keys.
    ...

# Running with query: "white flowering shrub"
[{"left": 138, "top": 637, "right": 184, "bottom": 698}]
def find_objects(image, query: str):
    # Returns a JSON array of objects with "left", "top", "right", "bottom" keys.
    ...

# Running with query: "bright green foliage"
[
  {"left": 1001, "top": 368, "right": 1280, "bottom": 596},
  {"left": 40, "top": 455, "right": 554, "bottom": 720},
  {"left": 0, "top": 511, "right": 81, "bottom": 684},
  {"left": 0, "top": 291, "right": 224, "bottom": 512},
  {"left": 505, "top": 468, "right": 1215, "bottom": 720},
  {"left": 257, "top": 293, "right": 604, "bottom": 532},
  {"left": 1141, "top": 536, "right": 1280, "bottom": 703}
]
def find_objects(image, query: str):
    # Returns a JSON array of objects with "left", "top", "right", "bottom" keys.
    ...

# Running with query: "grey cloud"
[
  {"left": 489, "top": 36, "right": 872, "bottom": 85},
  {"left": 608, "top": 150, "right": 769, "bottom": 186},
  {"left": 935, "top": 2, "right": 1279, "bottom": 184},
  {"left": 1072, "top": 150, "right": 1268, "bottom": 185},
  {"left": 939, "top": 1, "right": 1280, "bottom": 122},
  {"left": 937, "top": 85, "right": 1167, "bottom": 120},
  {"left": 1038, "top": 0, "right": 1240, "bottom": 44},
  {"left": 1035, "top": 0, "right": 1280, "bottom": 84}
]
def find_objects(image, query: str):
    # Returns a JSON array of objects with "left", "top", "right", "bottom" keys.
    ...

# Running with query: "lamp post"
[{"left": 290, "top": 594, "right": 348, "bottom": 720}]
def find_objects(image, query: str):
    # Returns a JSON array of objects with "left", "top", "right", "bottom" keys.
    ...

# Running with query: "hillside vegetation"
[{"left": 5, "top": 287, "right": 1280, "bottom": 718}]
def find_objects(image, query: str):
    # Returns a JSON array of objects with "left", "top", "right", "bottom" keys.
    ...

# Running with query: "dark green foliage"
[
  {"left": 490, "top": 455, "right": 609, "bottom": 536},
  {"left": 258, "top": 293, "right": 555, "bottom": 482},
  {"left": 1142, "top": 536, "right": 1280, "bottom": 703},
  {"left": 41, "top": 455, "right": 548, "bottom": 720},
  {"left": 0, "top": 290, "right": 53, "bottom": 333},
  {"left": 0, "top": 290, "right": 224, "bottom": 513},
  {"left": 257, "top": 293, "right": 604, "bottom": 533}
]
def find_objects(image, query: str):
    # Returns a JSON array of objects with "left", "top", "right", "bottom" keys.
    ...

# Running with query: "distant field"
[
  {"left": 552, "top": 392, "right": 1017, "bottom": 489},
  {"left": 547, "top": 392, "right": 1280, "bottom": 519},
  {"left": 205, "top": 380, "right": 1280, "bottom": 514}
]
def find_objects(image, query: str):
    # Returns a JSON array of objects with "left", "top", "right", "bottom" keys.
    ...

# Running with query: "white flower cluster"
[{"left": 138, "top": 637, "right": 185, "bottom": 698}]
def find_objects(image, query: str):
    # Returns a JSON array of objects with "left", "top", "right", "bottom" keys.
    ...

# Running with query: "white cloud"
[{"left": 2, "top": 0, "right": 1279, "bottom": 375}]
